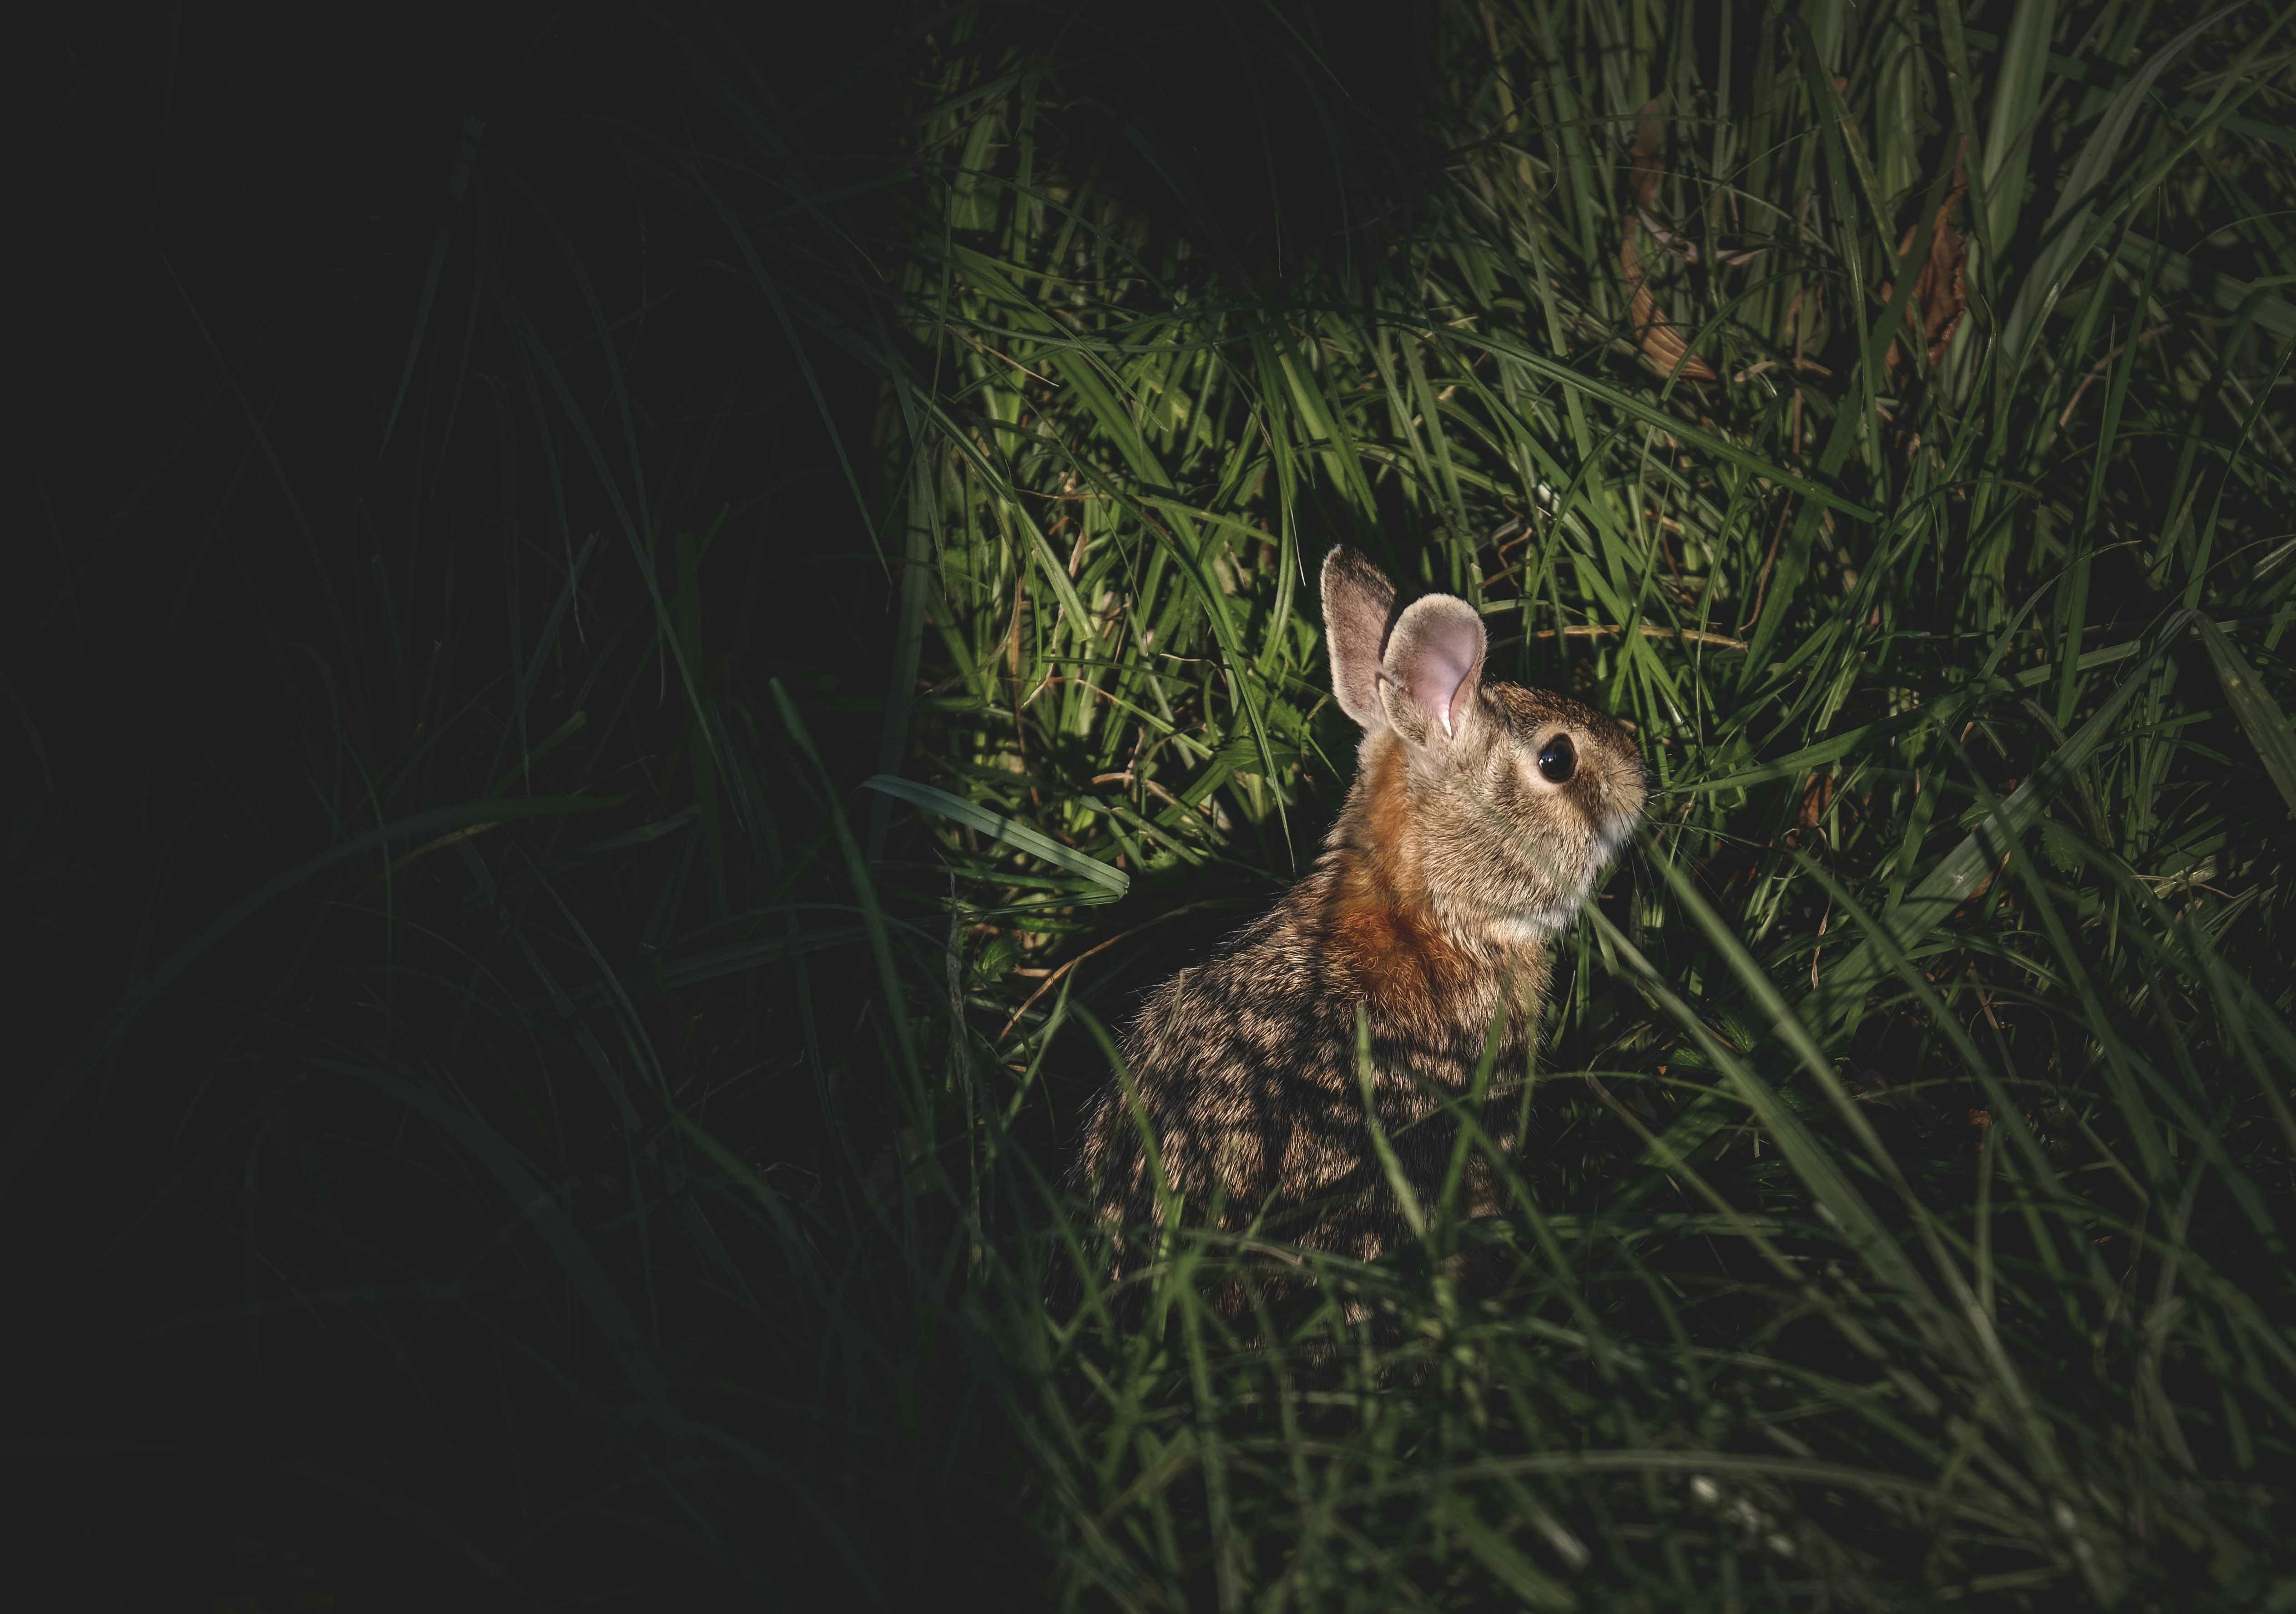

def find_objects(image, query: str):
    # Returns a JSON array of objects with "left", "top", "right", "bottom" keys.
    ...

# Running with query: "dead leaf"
[
  {"left": 1881, "top": 146, "right": 1970, "bottom": 373},
  {"left": 1622, "top": 102, "right": 1717, "bottom": 384},
  {"left": 1798, "top": 770, "right": 1835, "bottom": 830}
]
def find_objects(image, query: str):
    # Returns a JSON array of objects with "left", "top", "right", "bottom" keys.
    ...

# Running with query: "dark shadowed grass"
[{"left": 10, "top": 1, "right": 2295, "bottom": 1608}]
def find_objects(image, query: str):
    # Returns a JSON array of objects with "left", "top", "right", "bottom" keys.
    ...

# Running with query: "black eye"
[{"left": 1536, "top": 734, "right": 1576, "bottom": 784}]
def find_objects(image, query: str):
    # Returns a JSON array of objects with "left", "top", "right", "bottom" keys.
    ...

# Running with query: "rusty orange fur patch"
[
  {"left": 1321, "top": 737, "right": 1474, "bottom": 1012},
  {"left": 1357, "top": 739, "right": 1418, "bottom": 882}
]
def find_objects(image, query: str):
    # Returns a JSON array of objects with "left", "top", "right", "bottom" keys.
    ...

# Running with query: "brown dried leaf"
[
  {"left": 1882, "top": 149, "right": 1970, "bottom": 373},
  {"left": 1621, "top": 102, "right": 1717, "bottom": 384},
  {"left": 1798, "top": 770, "right": 1835, "bottom": 830}
]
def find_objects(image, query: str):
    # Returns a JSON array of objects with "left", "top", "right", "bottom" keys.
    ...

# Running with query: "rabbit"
[{"left": 1066, "top": 546, "right": 1645, "bottom": 1307}]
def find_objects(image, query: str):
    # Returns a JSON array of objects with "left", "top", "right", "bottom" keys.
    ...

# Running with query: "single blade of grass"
[{"left": 863, "top": 775, "right": 1130, "bottom": 898}]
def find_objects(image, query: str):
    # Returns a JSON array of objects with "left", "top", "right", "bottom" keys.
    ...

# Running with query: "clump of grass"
[{"left": 17, "top": 1, "right": 2293, "bottom": 1608}]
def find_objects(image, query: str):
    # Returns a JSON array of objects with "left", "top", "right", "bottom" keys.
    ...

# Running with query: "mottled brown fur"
[{"left": 1068, "top": 549, "right": 1645, "bottom": 1294}]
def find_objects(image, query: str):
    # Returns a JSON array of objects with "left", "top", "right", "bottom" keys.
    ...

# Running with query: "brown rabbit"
[{"left": 1068, "top": 546, "right": 1645, "bottom": 1297}]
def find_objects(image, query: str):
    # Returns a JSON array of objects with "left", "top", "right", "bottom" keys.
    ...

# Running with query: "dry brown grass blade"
[
  {"left": 1797, "top": 770, "right": 1835, "bottom": 830},
  {"left": 1882, "top": 147, "right": 1970, "bottom": 373},
  {"left": 1622, "top": 101, "right": 1718, "bottom": 384}
]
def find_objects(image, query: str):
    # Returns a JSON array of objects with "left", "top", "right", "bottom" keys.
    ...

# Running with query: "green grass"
[
  {"left": 863, "top": 1, "right": 2296, "bottom": 1603},
  {"left": 20, "top": 1, "right": 2296, "bottom": 1607}
]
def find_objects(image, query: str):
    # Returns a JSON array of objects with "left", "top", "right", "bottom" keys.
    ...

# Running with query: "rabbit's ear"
[
  {"left": 1378, "top": 594, "right": 1486, "bottom": 745},
  {"left": 1321, "top": 547, "right": 1399, "bottom": 729}
]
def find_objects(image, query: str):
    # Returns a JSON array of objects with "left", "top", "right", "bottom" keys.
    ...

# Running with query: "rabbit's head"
[{"left": 1322, "top": 547, "right": 1645, "bottom": 943}]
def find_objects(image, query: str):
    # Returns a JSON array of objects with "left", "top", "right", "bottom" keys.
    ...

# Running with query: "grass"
[{"left": 13, "top": 0, "right": 2296, "bottom": 1608}]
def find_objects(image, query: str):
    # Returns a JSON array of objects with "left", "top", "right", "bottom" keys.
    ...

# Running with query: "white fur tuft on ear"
[
  {"left": 1378, "top": 595, "right": 1486, "bottom": 742},
  {"left": 1320, "top": 548, "right": 1399, "bottom": 730}
]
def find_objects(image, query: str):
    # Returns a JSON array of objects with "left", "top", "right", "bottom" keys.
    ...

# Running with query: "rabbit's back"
[{"left": 1072, "top": 857, "right": 1537, "bottom": 1271}]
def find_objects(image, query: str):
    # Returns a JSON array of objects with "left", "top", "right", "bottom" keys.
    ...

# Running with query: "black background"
[{"left": 20, "top": 5, "right": 918, "bottom": 1604}]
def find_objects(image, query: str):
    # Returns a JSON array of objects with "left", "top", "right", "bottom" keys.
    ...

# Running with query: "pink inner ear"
[
  {"left": 1401, "top": 605, "right": 1484, "bottom": 736},
  {"left": 1409, "top": 645, "right": 1475, "bottom": 735}
]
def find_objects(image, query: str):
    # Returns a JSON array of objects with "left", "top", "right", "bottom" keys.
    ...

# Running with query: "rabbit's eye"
[{"left": 1536, "top": 734, "right": 1576, "bottom": 783}]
